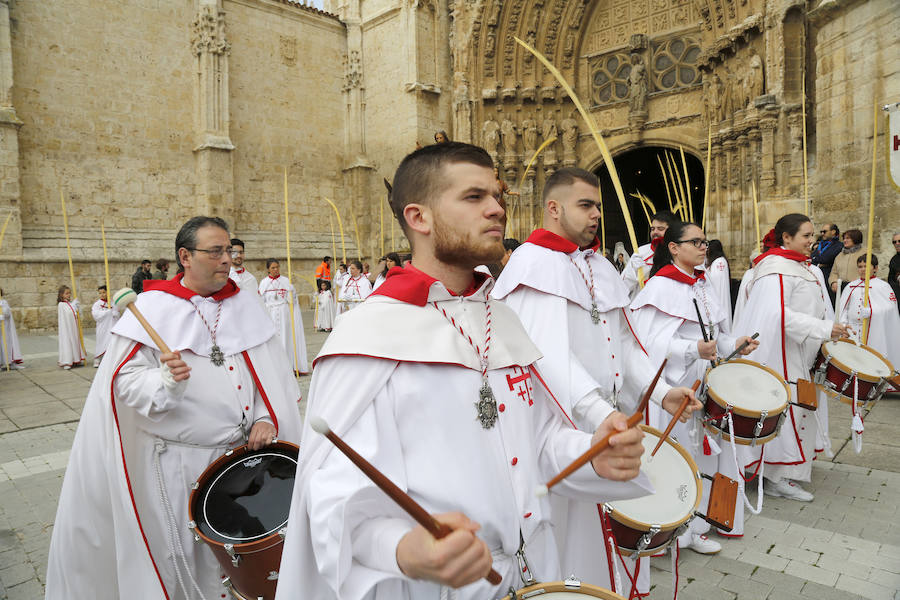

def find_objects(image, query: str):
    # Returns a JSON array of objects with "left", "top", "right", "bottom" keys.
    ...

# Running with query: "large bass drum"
[
  {"left": 188, "top": 440, "right": 299, "bottom": 600},
  {"left": 501, "top": 577, "right": 626, "bottom": 599}
]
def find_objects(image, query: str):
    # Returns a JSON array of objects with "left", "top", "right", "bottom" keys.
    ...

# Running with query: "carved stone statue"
[
  {"left": 500, "top": 116, "right": 517, "bottom": 159},
  {"left": 482, "top": 115, "right": 501, "bottom": 161},
  {"left": 720, "top": 67, "right": 734, "bottom": 121},
  {"left": 485, "top": 29, "right": 497, "bottom": 59},
  {"left": 561, "top": 114, "right": 578, "bottom": 164},
  {"left": 707, "top": 71, "right": 723, "bottom": 122},
  {"left": 746, "top": 53, "right": 764, "bottom": 104},
  {"left": 522, "top": 118, "right": 538, "bottom": 155},
  {"left": 542, "top": 117, "right": 558, "bottom": 165},
  {"left": 628, "top": 54, "right": 648, "bottom": 114},
  {"left": 453, "top": 72, "right": 472, "bottom": 143}
]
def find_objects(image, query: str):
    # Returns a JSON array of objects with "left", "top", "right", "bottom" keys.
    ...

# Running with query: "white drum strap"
[
  {"left": 813, "top": 389, "right": 834, "bottom": 458},
  {"left": 671, "top": 540, "right": 680, "bottom": 600},
  {"left": 851, "top": 378, "right": 864, "bottom": 454},
  {"left": 726, "top": 412, "right": 764, "bottom": 515},
  {"left": 439, "top": 586, "right": 458, "bottom": 600},
  {"left": 153, "top": 439, "right": 209, "bottom": 600}
]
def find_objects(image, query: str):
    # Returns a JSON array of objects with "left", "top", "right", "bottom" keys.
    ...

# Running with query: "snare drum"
[
  {"left": 188, "top": 441, "right": 299, "bottom": 600},
  {"left": 604, "top": 426, "right": 701, "bottom": 557},
  {"left": 703, "top": 360, "right": 789, "bottom": 445},
  {"left": 813, "top": 339, "right": 895, "bottom": 405},
  {"left": 501, "top": 577, "right": 626, "bottom": 599}
]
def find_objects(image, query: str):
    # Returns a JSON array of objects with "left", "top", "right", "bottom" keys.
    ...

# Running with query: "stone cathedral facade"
[{"left": 0, "top": 0, "right": 896, "bottom": 330}]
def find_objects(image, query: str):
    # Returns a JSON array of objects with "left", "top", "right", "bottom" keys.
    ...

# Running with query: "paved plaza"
[{"left": 0, "top": 328, "right": 898, "bottom": 599}]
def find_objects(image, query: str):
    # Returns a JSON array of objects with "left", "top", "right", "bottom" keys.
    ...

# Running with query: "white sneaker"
[
  {"left": 12, "top": 363, "right": 25, "bottom": 370},
  {"left": 93, "top": 358, "right": 100, "bottom": 368},
  {"left": 764, "top": 477, "right": 814, "bottom": 502},
  {"left": 63, "top": 365, "right": 71, "bottom": 370},
  {"left": 683, "top": 533, "right": 721, "bottom": 555}
]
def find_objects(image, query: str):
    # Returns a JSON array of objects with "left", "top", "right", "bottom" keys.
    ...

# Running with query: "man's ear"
[
  {"left": 545, "top": 197, "right": 560, "bottom": 220},
  {"left": 403, "top": 203, "right": 432, "bottom": 237}
]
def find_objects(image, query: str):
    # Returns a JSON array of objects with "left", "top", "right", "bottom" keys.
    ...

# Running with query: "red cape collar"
[
  {"left": 233, "top": 267, "right": 245, "bottom": 274},
  {"left": 526, "top": 228, "right": 602, "bottom": 254},
  {"left": 370, "top": 264, "right": 488, "bottom": 306},
  {"left": 653, "top": 263, "right": 706, "bottom": 285},
  {"left": 753, "top": 247, "right": 810, "bottom": 266},
  {"left": 142, "top": 272, "right": 240, "bottom": 301}
]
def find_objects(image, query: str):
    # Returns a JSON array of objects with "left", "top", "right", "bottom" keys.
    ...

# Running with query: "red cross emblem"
[{"left": 506, "top": 366, "right": 534, "bottom": 406}]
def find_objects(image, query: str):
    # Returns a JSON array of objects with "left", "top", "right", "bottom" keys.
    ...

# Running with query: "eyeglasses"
[
  {"left": 231, "top": 249, "right": 245, "bottom": 255},
  {"left": 820, "top": 230, "right": 828, "bottom": 234},
  {"left": 675, "top": 238, "right": 709, "bottom": 249},
  {"left": 893, "top": 239, "right": 900, "bottom": 245},
  {"left": 184, "top": 246, "right": 233, "bottom": 259}
]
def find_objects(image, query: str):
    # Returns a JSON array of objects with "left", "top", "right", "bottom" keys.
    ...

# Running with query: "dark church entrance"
[{"left": 594, "top": 146, "right": 705, "bottom": 255}]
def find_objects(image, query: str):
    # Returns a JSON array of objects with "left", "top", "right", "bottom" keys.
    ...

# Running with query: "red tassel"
[{"left": 703, "top": 434, "right": 712, "bottom": 455}]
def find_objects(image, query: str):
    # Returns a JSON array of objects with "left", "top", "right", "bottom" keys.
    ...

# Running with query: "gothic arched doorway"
[{"left": 594, "top": 146, "right": 705, "bottom": 255}]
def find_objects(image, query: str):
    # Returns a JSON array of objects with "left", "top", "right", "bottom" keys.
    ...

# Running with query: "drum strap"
[
  {"left": 851, "top": 378, "right": 865, "bottom": 454},
  {"left": 725, "top": 413, "right": 764, "bottom": 515},
  {"left": 153, "top": 438, "right": 210, "bottom": 600}
]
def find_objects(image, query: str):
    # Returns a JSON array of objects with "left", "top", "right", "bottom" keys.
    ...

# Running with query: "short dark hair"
[
  {"left": 155, "top": 258, "right": 169, "bottom": 271},
  {"left": 857, "top": 254, "right": 878, "bottom": 266},
  {"left": 231, "top": 237, "right": 245, "bottom": 248},
  {"left": 650, "top": 221, "right": 698, "bottom": 277},
  {"left": 542, "top": 167, "right": 600, "bottom": 204},
  {"left": 141, "top": 259, "right": 152, "bottom": 266},
  {"left": 844, "top": 229, "right": 863, "bottom": 245},
  {"left": 98, "top": 285, "right": 107, "bottom": 291},
  {"left": 324, "top": 256, "right": 332, "bottom": 262},
  {"left": 651, "top": 210, "right": 678, "bottom": 227},
  {"left": 503, "top": 238, "right": 521, "bottom": 252},
  {"left": 175, "top": 216, "right": 229, "bottom": 272},
  {"left": 774, "top": 213, "right": 811, "bottom": 248},
  {"left": 391, "top": 142, "right": 494, "bottom": 237},
  {"left": 266, "top": 258, "right": 279, "bottom": 269},
  {"left": 829, "top": 224, "right": 840, "bottom": 237}
]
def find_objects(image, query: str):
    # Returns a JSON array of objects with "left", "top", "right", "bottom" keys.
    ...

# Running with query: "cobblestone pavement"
[{"left": 1, "top": 328, "right": 898, "bottom": 599}]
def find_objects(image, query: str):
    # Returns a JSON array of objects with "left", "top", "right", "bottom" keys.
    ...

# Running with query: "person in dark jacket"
[
  {"left": 131, "top": 259, "right": 153, "bottom": 293},
  {"left": 811, "top": 223, "right": 841, "bottom": 281}
]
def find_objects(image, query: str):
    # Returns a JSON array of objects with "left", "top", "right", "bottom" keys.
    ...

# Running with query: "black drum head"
[{"left": 196, "top": 447, "right": 298, "bottom": 544}]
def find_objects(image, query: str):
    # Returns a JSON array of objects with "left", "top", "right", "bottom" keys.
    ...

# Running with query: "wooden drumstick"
[
  {"left": 720, "top": 332, "right": 759, "bottom": 364},
  {"left": 649, "top": 379, "right": 702, "bottom": 459},
  {"left": 112, "top": 288, "right": 172, "bottom": 353},
  {"left": 536, "top": 358, "right": 667, "bottom": 497},
  {"left": 309, "top": 416, "right": 503, "bottom": 586}
]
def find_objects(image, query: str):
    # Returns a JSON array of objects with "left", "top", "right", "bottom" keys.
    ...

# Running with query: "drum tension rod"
[
  {"left": 224, "top": 543, "right": 241, "bottom": 567},
  {"left": 636, "top": 525, "right": 661, "bottom": 553}
]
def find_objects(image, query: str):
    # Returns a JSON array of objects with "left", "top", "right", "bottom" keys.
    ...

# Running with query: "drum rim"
[
  {"left": 705, "top": 359, "right": 790, "bottom": 417},
  {"left": 821, "top": 339, "right": 895, "bottom": 382},
  {"left": 605, "top": 425, "right": 702, "bottom": 532},
  {"left": 188, "top": 440, "right": 299, "bottom": 549},
  {"left": 502, "top": 580, "right": 627, "bottom": 599}
]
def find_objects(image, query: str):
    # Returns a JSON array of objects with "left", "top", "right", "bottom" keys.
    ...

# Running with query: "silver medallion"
[
  {"left": 210, "top": 344, "right": 225, "bottom": 367},
  {"left": 590, "top": 303, "right": 601, "bottom": 325},
  {"left": 475, "top": 379, "right": 499, "bottom": 429}
]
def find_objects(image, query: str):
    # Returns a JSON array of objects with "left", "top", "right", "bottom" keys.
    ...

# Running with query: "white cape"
[
  {"left": 58, "top": 300, "right": 85, "bottom": 367},
  {"left": 839, "top": 277, "right": 900, "bottom": 369},
  {"left": 0, "top": 299, "right": 23, "bottom": 365},
  {"left": 259, "top": 275, "right": 310, "bottom": 374}
]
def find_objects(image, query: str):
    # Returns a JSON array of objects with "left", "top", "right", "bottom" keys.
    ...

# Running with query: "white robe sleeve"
[
  {"left": 113, "top": 344, "right": 186, "bottom": 427},
  {"left": 502, "top": 287, "right": 613, "bottom": 430},
  {"left": 617, "top": 309, "right": 673, "bottom": 413}
]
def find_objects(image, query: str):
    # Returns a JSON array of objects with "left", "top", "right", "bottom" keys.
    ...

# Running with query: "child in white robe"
[
  {"left": 314, "top": 280, "right": 336, "bottom": 332},
  {"left": 57, "top": 285, "right": 85, "bottom": 369},
  {"left": 91, "top": 285, "right": 120, "bottom": 367},
  {"left": 258, "top": 259, "right": 309, "bottom": 375},
  {"left": 838, "top": 255, "right": 900, "bottom": 370},
  {"left": 0, "top": 289, "right": 24, "bottom": 368}
]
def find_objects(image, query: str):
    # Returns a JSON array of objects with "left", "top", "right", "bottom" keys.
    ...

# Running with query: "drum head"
[
  {"left": 824, "top": 340, "right": 892, "bottom": 377},
  {"left": 606, "top": 426, "right": 700, "bottom": 529},
  {"left": 503, "top": 580, "right": 626, "bottom": 599},
  {"left": 195, "top": 445, "right": 298, "bottom": 544},
  {"left": 707, "top": 361, "right": 788, "bottom": 413}
]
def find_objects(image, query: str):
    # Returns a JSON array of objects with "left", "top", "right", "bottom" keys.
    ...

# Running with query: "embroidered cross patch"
[{"left": 506, "top": 366, "right": 534, "bottom": 406}]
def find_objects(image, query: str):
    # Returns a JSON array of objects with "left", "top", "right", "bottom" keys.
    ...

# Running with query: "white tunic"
[
  {"left": 91, "top": 299, "right": 120, "bottom": 358},
  {"left": 315, "top": 289, "right": 337, "bottom": 330},
  {"left": 838, "top": 277, "right": 900, "bottom": 369},
  {"left": 229, "top": 266, "right": 259, "bottom": 293},
  {"left": 258, "top": 275, "right": 309, "bottom": 374},
  {"left": 0, "top": 299, "right": 23, "bottom": 365},
  {"left": 337, "top": 274, "right": 372, "bottom": 313},
  {"left": 621, "top": 243, "right": 654, "bottom": 298},
  {"left": 46, "top": 277, "right": 303, "bottom": 600},
  {"left": 732, "top": 253, "right": 832, "bottom": 482},
  {"left": 492, "top": 231, "right": 672, "bottom": 592},
  {"left": 58, "top": 300, "right": 85, "bottom": 367},
  {"left": 275, "top": 267, "right": 652, "bottom": 600},
  {"left": 706, "top": 257, "right": 733, "bottom": 331}
]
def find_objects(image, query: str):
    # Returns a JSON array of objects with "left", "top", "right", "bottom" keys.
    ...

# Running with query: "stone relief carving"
[
  {"left": 745, "top": 52, "right": 765, "bottom": 104},
  {"left": 628, "top": 54, "right": 648, "bottom": 114},
  {"left": 190, "top": 4, "right": 230, "bottom": 56},
  {"left": 522, "top": 118, "right": 538, "bottom": 156},
  {"left": 343, "top": 51, "right": 362, "bottom": 91},
  {"left": 560, "top": 114, "right": 578, "bottom": 165},
  {"left": 500, "top": 116, "right": 517, "bottom": 160},
  {"left": 483, "top": 114, "right": 501, "bottom": 161},
  {"left": 542, "top": 117, "right": 558, "bottom": 165},
  {"left": 453, "top": 72, "right": 472, "bottom": 143},
  {"left": 280, "top": 36, "right": 297, "bottom": 67}
]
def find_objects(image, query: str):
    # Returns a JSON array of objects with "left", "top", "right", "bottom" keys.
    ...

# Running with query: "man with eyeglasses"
[
  {"left": 810, "top": 223, "right": 841, "bottom": 281},
  {"left": 890, "top": 232, "right": 900, "bottom": 315},
  {"left": 229, "top": 237, "right": 259, "bottom": 292},
  {"left": 47, "top": 216, "right": 303, "bottom": 599},
  {"left": 492, "top": 167, "right": 699, "bottom": 594}
]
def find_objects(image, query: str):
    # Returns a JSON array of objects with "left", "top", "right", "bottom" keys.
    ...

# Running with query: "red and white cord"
[{"left": 431, "top": 299, "right": 492, "bottom": 377}]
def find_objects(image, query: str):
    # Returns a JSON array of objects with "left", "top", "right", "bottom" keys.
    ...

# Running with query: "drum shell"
[
  {"left": 814, "top": 341, "right": 891, "bottom": 405},
  {"left": 188, "top": 440, "right": 299, "bottom": 600},
  {"left": 501, "top": 579, "right": 627, "bottom": 599},
  {"left": 702, "top": 359, "right": 788, "bottom": 446},
  {"left": 605, "top": 426, "right": 701, "bottom": 557}
]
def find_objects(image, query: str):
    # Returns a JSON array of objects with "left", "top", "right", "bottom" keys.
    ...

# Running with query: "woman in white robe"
[
  {"left": 258, "top": 259, "right": 309, "bottom": 375},
  {"left": 631, "top": 222, "right": 758, "bottom": 548},
  {"left": 0, "top": 292, "right": 24, "bottom": 368},
  {"left": 838, "top": 255, "right": 900, "bottom": 370},
  {"left": 371, "top": 252, "right": 400, "bottom": 291},
  {"left": 57, "top": 285, "right": 85, "bottom": 369},
  {"left": 705, "top": 239, "right": 733, "bottom": 331},
  {"left": 337, "top": 260, "right": 372, "bottom": 314},
  {"left": 314, "top": 280, "right": 336, "bottom": 332},
  {"left": 733, "top": 215, "right": 850, "bottom": 502}
]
